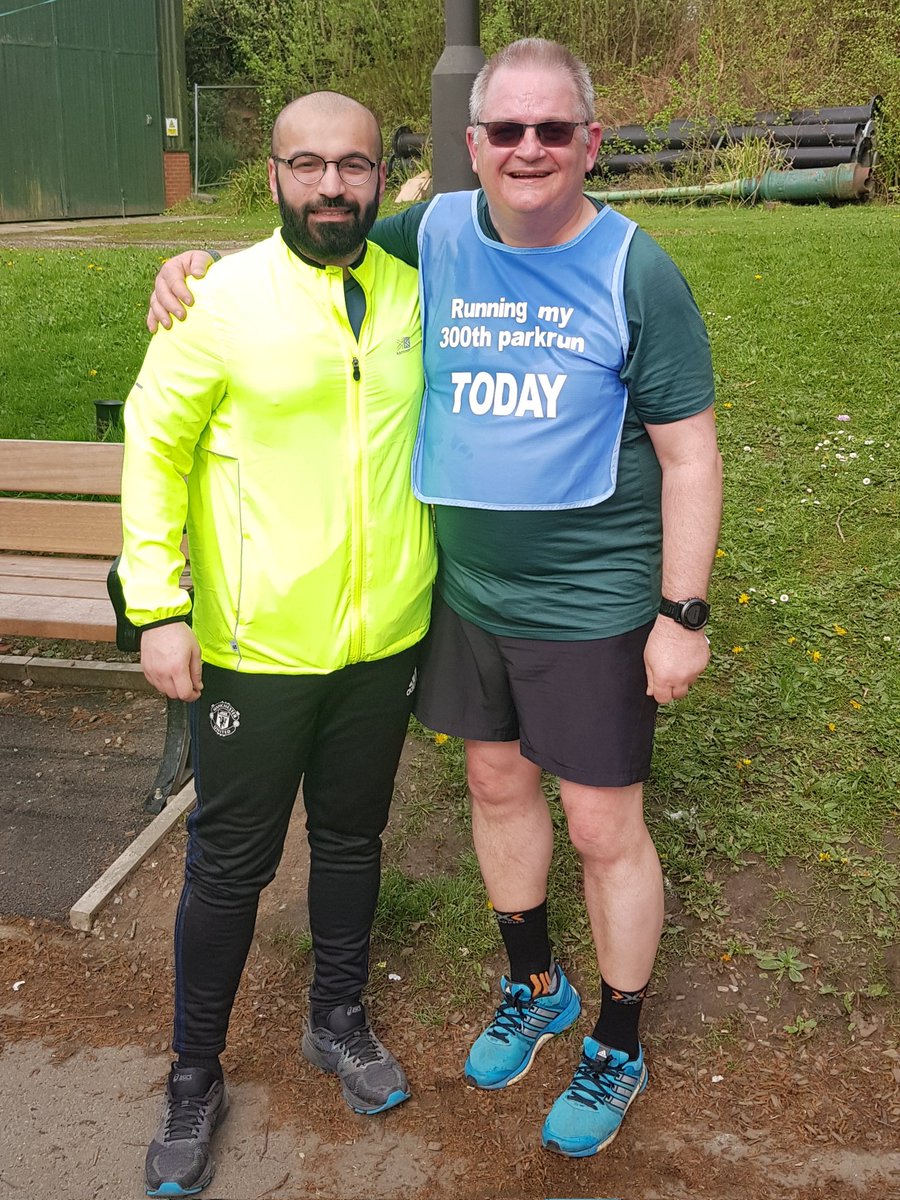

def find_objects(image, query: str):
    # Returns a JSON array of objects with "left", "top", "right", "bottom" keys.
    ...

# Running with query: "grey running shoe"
[
  {"left": 302, "top": 1016, "right": 410, "bottom": 1114},
  {"left": 144, "top": 1065, "right": 228, "bottom": 1197}
]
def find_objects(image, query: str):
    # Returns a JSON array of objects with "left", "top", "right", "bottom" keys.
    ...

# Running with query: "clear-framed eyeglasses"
[{"left": 271, "top": 153, "right": 380, "bottom": 186}]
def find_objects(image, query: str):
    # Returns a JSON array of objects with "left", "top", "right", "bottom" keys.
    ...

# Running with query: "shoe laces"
[
  {"left": 487, "top": 989, "right": 528, "bottom": 1043},
  {"left": 565, "top": 1051, "right": 629, "bottom": 1110},
  {"left": 334, "top": 1023, "right": 384, "bottom": 1067},
  {"left": 163, "top": 1093, "right": 212, "bottom": 1142}
]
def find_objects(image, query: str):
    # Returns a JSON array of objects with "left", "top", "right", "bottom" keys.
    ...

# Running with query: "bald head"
[{"left": 271, "top": 92, "right": 382, "bottom": 161}]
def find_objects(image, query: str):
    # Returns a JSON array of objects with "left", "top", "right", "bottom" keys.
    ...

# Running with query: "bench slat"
[
  {"left": 0, "top": 498, "right": 123, "bottom": 555},
  {"left": 0, "top": 439, "right": 123, "bottom": 495},
  {"left": 0, "top": 574, "right": 110, "bottom": 599},
  {"left": 0, "top": 594, "right": 117, "bottom": 641},
  {"left": 0, "top": 556, "right": 111, "bottom": 581}
]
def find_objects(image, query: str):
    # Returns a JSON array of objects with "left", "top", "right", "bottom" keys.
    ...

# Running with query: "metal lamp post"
[{"left": 431, "top": 0, "right": 485, "bottom": 193}]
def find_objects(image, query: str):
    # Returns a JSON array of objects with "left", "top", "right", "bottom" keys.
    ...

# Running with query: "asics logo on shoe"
[
  {"left": 172, "top": 1073, "right": 193, "bottom": 1083},
  {"left": 346, "top": 1004, "right": 363, "bottom": 1018}
]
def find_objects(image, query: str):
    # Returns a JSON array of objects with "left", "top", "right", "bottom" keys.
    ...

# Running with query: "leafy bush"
[
  {"left": 184, "top": 0, "right": 900, "bottom": 191},
  {"left": 223, "top": 157, "right": 271, "bottom": 212}
]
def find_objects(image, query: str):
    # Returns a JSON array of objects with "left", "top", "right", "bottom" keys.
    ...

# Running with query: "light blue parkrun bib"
[{"left": 412, "top": 190, "right": 637, "bottom": 511}]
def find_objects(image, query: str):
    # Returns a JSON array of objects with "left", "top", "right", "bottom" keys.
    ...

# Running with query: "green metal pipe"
[{"left": 586, "top": 163, "right": 871, "bottom": 204}]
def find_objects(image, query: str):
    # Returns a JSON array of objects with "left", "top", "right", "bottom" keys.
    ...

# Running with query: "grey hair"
[{"left": 469, "top": 38, "right": 595, "bottom": 128}]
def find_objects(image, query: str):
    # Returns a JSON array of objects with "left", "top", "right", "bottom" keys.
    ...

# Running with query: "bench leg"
[{"left": 144, "top": 698, "right": 193, "bottom": 814}]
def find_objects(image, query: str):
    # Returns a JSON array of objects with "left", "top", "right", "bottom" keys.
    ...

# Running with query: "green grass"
[{"left": 2, "top": 202, "right": 898, "bottom": 1010}]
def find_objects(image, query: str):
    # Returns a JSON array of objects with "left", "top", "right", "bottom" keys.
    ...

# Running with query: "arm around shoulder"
[{"left": 147, "top": 249, "right": 218, "bottom": 332}]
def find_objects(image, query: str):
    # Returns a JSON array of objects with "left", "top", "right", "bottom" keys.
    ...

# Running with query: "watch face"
[{"left": 681, "top": 599, "right": 710, "bottom": 630}]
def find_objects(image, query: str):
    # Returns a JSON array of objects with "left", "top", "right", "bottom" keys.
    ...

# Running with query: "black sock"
[
  {"left": 591, "top": 978, "right": 649, "bottom": 1060},
  {"left": 174, "top": 1055, "right": 223, "bottom": 1083},
  {"left": 493, "top": 900, "right": 553, "bottom": 993},
  {"left": 311, "top": 999, "right": 366, "bottom": 1035}
]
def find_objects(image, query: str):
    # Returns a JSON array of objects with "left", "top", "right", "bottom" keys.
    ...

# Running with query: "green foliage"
[
  {"left": 755, "top": 947, "right": 811, "bottom": 983},
  {"left": 224, "top": 157, "right": 272, "bottom": 212},
  {"left": 183, "top": 0, "right": 900, "bottom": 190},
  {"left": 219, "top": 0, "right": 442, "bottom": 131}
]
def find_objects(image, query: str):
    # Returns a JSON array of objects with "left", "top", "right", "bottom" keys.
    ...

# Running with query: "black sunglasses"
[{"left": 477, "top": 120, "right": 589, "bottom": 148}]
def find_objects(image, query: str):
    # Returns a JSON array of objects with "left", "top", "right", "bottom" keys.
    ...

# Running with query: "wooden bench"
[{"left": 0, "top": 439, "right": 191, "bottom": 813}]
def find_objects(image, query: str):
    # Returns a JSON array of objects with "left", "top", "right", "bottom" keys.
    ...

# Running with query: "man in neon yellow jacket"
[{"left": 120, "top": 92, "right": 435, "bottom": 1198}]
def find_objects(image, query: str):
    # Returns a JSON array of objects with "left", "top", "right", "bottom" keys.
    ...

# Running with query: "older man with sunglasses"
[{"left": 149, "top": 38, "right": 721, "bottom": 1160}]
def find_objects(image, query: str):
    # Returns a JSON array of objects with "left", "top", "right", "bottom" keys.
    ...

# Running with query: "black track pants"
[{"left": 171, "top": 648, "right": 419, "bottom": 1059}]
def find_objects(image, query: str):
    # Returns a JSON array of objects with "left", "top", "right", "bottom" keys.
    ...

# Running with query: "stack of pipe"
[
  {"left": 593, "top": 99, "right": 882, "bottom": 176},
  {"left": 387, "top": 98, "right": 882, "bottom": 183}
]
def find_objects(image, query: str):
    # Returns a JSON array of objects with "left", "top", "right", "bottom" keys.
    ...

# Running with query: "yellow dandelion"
[
  {"left": 810, "top": 650, "right": 822, "bottom": 663},
  {"left": 88, "top": 369, "right": 97, "bottom": 377},
  {"left": 819, "top": 851, "right": 831, "bottom": 862},
  {"left": 787, "top": 636, "right": 797, "bottom": 644},
  {"left": 723, "top": 401, "right": 733, "bottom": 409},
  {"left": 833, "top": 625, "right": 847, "bottom": 636},
  {"left": 732, "top": 646, "right": 744, "bottom": 654},
  {"left": 755, "top": 506, "right": 764, "bottom": 513},
  {"left": 434, "top": 732, "right": 449, "bottom": 745},
  {"left": 486, "top": 899, "right": 494, "bottom": 911},
  {"left": 715, "top": 548, "right": 727, "bottom": 558},
  {"left": 742, "top": 758, "right": 752, "bottom": 766},
  {"left": 88, "top": 263, "right": 96, "bottom": 270},
  {"left": 738, "top": 593, "right": 750, "bottom": 604},
  {"left": 754, "top": 274, "right": 762, "bottom": 280},
  {"left": 827, "top": 722, "right": 836, "bottom": 732},
  {"left": 849, "top": 699, "right": 862, "bottom": 710}
]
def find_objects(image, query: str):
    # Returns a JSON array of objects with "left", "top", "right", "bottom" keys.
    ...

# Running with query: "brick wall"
[{"left": 163, "top": 152, "right": 192, "bottom": 207}]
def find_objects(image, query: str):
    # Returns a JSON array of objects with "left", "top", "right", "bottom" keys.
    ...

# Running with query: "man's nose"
[
  {"left": 514, "top": 127, "right": 545, "bottom": 159},
  {"left": 317, "top": 161, "right": 346, "bottom": 198}
]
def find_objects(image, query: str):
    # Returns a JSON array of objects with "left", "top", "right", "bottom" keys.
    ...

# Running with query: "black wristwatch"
[{"left": 659, "top": 596, "right": 710, "bottom": 631}]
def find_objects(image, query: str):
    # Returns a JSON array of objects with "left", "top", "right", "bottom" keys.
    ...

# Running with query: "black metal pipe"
[
  {"left": 391, "top": 126, "right": 426, "bottom": 158},
  {"left": 604, "top": 117, "right": 870, "bottom": 152},
  {"left": 721, "top": 123, "right": 863, "bottom": 147},
  {"left": 591, "top": 142, "right": 865, "bottom": 176},
  {"left": 751, "top": 98, "right": 882, "bottom": 125}
]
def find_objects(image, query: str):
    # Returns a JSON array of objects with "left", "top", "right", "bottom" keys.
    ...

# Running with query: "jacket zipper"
[{"left": 347, "top": 297, "right": 366, "bottom": 661}]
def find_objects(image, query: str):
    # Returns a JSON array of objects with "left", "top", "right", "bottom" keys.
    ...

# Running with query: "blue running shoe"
[
  {"left": 464, "top": 966, "right": 581, "bottom": 1089},
  {"left": 541, "top": 1038, "right": 647, "bottom": 1158}
]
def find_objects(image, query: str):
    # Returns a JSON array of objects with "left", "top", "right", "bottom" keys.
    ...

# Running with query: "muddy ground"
[{"left": 1, "top": 678, "right": 899, "bottom": 1199}]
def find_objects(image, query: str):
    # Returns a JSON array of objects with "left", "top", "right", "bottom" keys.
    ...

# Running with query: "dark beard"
[{"left": 276, "top": 176, "right": 379, "bottom": 264}]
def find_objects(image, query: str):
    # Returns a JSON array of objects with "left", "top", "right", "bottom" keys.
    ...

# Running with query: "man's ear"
[
  {"left": 584, "top": 123, "right": 603, "bottom": 173},
  {"left": 376, "top": 158, "right": 387, "bottom": 204},
  {"left": 267, "top": 158, "right": 279, "bottom": 204},
  {"left": 465, "top": 126, "right": 480, "bottom": 174}
]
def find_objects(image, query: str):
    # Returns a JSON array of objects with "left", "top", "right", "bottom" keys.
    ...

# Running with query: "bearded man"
[{"left": 120, "top": 92, "right": 435, "bottom": 1197}]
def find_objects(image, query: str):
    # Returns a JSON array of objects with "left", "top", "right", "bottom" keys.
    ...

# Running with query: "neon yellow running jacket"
[{"left": 119, "top": 230, "right": 435, "bottom": 674}]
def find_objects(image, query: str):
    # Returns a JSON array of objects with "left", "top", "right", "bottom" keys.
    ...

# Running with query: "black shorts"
[{"left": 415, "top": 591, "right": 658, "bottom": 788}]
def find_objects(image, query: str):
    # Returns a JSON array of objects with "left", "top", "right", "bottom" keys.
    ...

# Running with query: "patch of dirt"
[{"left": 1, "top": 679, "right": 898, "bottom": 1197}]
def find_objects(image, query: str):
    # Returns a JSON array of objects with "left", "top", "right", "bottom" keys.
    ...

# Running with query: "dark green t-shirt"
[{"left": 369, "top": 195, "right": 714, "bottom": 639}]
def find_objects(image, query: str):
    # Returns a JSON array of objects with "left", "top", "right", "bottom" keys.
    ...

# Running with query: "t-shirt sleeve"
[
  {"left": 620, "top": 227, "right": 715, "bottom": 424},
  {"left": 370, "top": 202, "right": 429, "bottom": 268}
]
